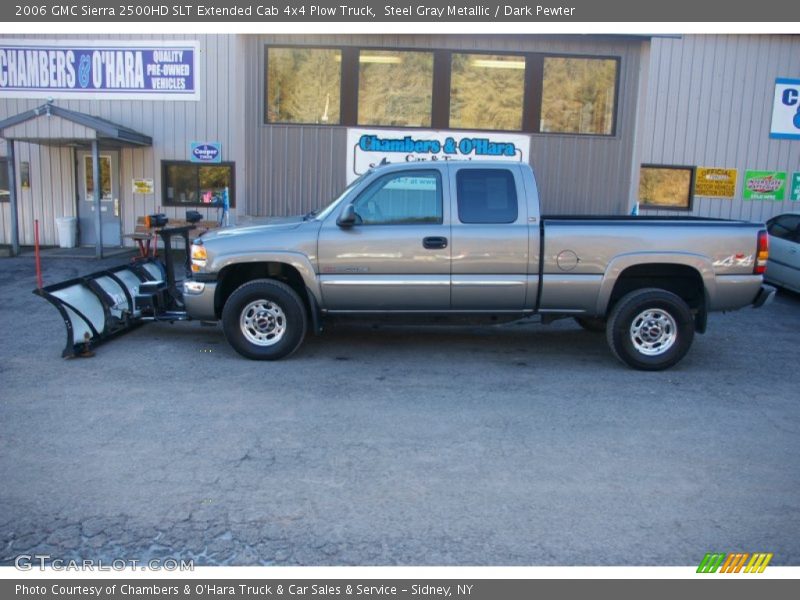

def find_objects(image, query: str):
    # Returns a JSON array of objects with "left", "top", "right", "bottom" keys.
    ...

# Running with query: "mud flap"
[{"left": 33, "top": 260, "right": 165, "bottom": 357}]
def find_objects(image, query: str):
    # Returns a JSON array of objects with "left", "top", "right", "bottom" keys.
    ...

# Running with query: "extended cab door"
[
  {"left": 448, "top": 163, "right": 532, "bottom": 310},
  {"left": 317, "top": 167, "right": 451, "bottom": 310}
]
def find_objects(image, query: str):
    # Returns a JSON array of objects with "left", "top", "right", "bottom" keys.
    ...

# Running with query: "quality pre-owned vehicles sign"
[{"left": 0, "top": 40, "right": 199, "bottom": 100}]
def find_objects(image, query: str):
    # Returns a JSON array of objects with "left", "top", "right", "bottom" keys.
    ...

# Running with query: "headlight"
[{"left": 190, "top": 243, "right": 207, "bottom": 272}]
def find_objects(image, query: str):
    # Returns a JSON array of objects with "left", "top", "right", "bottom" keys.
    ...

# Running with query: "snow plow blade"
[{"left": 33, "top": 260, "right": 166, "bottom": 357}]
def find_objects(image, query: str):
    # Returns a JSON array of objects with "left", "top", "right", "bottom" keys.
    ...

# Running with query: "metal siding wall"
[
  {"left": 0, "top": 34, "right": 647, "bottom": 245},
  {"left": 0, "top": 33, "right": 244, "bottom": 246},
  {"left": 248, "top": 35, "right": 646, "bottom": 217},
  {"left": 0, "top": 140, "right": 76, "bottom": 248},
  {"left": 642, "top": 35, "right": 800, "bottom": 222}
]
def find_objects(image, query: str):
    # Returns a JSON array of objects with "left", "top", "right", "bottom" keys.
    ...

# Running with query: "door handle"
[{"left": 422, "top": 236, "right": 448, "bottom": 250}]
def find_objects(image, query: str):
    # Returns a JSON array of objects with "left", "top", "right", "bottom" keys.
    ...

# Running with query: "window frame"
[
  {"left": 350, "top": 169, "right": 444, "bottom": 226},
  {"left": 538, "top": 52, "right": 621, "bottom": 137},
  {"left": 455, "top": 168, "right": 520, "bottom": 225},
  {"left": 161, "top": 160, "right": 236, "bottom": 209},
  {"left": 264, "top": 45, "right": 345, "bottom": 126},
  {"left": 0, "top": 157, "right": 9, "bottom": 202},
  {"left": 638, "top": 164, "right": 696, "bottom": 212},
  {"left": 262, "top": 43, "right": 621, "bottom": 137},
  {"left": 448, "top": 50, "right": 528, "bottom": 133},
  {"left": 356, "top": 48, "right": 436, "bottom": 128}
]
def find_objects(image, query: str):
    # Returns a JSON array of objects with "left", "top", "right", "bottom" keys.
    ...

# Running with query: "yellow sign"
[
  {"left": 132, "top": 178, "right": 154, "bottom": 195},
  {"left": 695, "top": 167, "right": 737, "bottom": 198}
]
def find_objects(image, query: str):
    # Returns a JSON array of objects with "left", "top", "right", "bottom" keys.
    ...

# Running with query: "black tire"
[
  {"left": 221, "top": 279, "right": 307, "bottom": 360},
  {"left": 575, "top": 316, "right": 606, "bottom": 332},
  {"left": 605, "top": 288, "right": 695, "bottom": 371}
]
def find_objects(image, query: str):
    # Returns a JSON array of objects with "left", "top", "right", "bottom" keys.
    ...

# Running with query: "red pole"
[{"left": 34, "top": 219, "right": 43, "bottom": 289}]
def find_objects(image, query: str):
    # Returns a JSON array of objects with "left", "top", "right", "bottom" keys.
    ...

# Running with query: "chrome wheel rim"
[
  {"left": 629, "top": 308, "right": 677, "bottom": 356},
  {"left": 240, "top": 300, "right": 287, "bottom": 346}
]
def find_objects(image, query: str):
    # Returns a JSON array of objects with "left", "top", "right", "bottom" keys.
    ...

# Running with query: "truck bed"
[{"left": 538, "top": 216, "right": 765, "bottom": 314}]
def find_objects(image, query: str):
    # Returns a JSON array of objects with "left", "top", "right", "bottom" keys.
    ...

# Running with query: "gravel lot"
[{"left": 1, "top": 253, "right": 798, "bottom": 566}]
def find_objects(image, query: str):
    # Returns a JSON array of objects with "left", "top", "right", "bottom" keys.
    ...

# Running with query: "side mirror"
[{"left": 337, "top": 204, "right": 357, "bottom": 228}]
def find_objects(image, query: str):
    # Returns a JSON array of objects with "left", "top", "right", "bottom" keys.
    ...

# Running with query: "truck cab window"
[
  {"left": 352, "top": 171, "right": 442, "bottom": 225},
  {"left": 768, "top": 215, "right": 800, "bottom": 241},
  {"left": 456, "top": 169, "right": 518, "bottom": 224}
]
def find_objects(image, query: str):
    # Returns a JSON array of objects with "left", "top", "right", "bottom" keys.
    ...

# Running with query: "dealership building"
[{"left": 0, "top": 33, "right": 799, "bottom": 254}]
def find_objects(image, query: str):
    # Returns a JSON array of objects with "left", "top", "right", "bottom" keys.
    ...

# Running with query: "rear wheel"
[
  {"left": 575, "top": 316, "right": 606, "bottom": 332},
  {"left": 222, "top": 279, "right": 307, "bottom": 360},
  {"left": 605, "top": 288, "right": 694, "bottom": 371}
]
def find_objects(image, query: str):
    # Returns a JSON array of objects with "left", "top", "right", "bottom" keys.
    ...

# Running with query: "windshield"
[{"left": 313, "top": 172, "right": 370, "bottom": 221}]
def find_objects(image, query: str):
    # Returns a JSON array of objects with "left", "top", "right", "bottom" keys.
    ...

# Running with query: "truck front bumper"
[
  {"left": 752, "top": 284, "right": 776, "bottom": 309},
  {"left": 182, "top": 279, "right": 218, "bottom": 321}
]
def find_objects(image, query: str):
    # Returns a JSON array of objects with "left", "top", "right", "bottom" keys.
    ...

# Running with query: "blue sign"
[
  {"left": 0, "top": 42, "right": 199, "bottom": 100},
  {"left": 771, "top": 78, "right": 800, "bottom": 139},
  {"left": 190, "top": 142, "right": 222, "bottom": 163}
]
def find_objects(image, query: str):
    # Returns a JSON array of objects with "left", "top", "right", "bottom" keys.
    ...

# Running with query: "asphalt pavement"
[{"left": 0, "top": 253, "right": 798, "bottom": 566}]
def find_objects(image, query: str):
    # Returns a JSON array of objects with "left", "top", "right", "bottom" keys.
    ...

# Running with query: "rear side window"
[
  {"left": 456, "top": 169, "right": 518, "bottom": 224},
  {"left": 767, "top": 215, "right": 800, "bottom": 242}
]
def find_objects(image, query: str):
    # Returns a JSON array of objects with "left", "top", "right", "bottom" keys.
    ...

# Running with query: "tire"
[
  {"left": 221, "top": 279, "right": 308, "bottom": 360},
  {"left": 605, "top": 288, "right": 695, "bottom": 371},
  {"left": 575, "top": 316, "right": 606, "bottom": 332}
]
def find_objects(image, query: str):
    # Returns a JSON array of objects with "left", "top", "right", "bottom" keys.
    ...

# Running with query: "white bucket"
[{"left": 55, "top": 216, "right": 78, "bottom": 248}]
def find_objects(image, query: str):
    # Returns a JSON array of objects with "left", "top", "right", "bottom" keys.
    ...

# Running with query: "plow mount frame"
[{"left": 33, "top": 226, "right": 198, "bottom": 358}]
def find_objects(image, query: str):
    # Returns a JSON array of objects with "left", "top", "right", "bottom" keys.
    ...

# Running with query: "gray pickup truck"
[{"left": 183, "top": 161, "right": 774, "bottom": 370}]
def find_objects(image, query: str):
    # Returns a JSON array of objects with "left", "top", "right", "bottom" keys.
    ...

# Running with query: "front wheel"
[
  {"left": 221, "top": 279, "right": 308, "bottom": 360},
  {"left": 605, "top": 288, "right": 695, "bottom": 371}
]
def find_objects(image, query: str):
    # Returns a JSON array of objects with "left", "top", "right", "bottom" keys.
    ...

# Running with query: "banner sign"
[
  {"left": 743, "top": 170, "right": 787, "bottom": 201},
  {"left": 190, "top": 142, "right": 222, "bottom": 163},
  {"left": 346, "top": 128, "right": 531, "bottom": 183},
  {"left": 0, "top": 40, "right": 199, "bottom": 100},
  {"left": 791, "top": 172, "right": 800, "bottom": 201},
  {"left": 771, "top": 78, "right": 800, "bottom": 139},
  {"left": 694, "top": 167, "right": 737, "bottom": 198}
]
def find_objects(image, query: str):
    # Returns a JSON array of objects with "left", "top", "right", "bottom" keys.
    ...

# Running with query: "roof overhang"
[{"left": 0, "top": 103, "right": 152, "bottom": 147}]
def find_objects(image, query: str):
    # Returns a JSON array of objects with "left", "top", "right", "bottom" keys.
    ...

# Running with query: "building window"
[
  {"left": 266, "top": 47, "right": 341, "bottom": 124},
  {"left": 20, "top": 162, "right": 30, "bottom": 190},
  {"left": 540, "top": 57, "right": 617, "bottom": 135},
  {"left": 357, "top": 50, "right": 434, "bottom": 127},
  {"left": 0, "top": 158, "right": 9, "bottom": 201},
  {"left": 638, "top": 165, "right": 694, "bottom": 210},
  {"left": 449, "top": 53, "right": 525, "bottom": 131},
  {"left": 84, "top": 156, "right": 113, "bottom": 200},
  {"left": 262, "top": 45, "right": 621, "bottom": 135},
  {"left": 162, "top": 161, "right": 235, "bottom": 208},
  {"left": 456, "top": 169, "right": 518, "bottom": 224},
  {"left": 352, "top": 170, "right": 442, "bottom": 225}
]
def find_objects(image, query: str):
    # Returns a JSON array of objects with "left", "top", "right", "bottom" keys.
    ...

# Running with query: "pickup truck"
[{"left": 183, "top": 161, "right": 775, "bottom": 370}]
